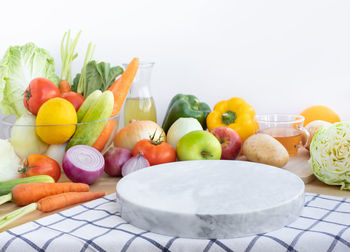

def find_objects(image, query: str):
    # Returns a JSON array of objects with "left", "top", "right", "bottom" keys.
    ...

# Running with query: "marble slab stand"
[{"left": 116, "top": 160, "right": 305, "bottom": 239}]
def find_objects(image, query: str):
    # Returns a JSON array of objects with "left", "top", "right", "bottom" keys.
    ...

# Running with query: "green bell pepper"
[{"left": 162, "top": 94, "right": 211, "bottom": 133}]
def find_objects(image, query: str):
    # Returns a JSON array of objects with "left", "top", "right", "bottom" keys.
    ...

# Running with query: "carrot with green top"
[
  {"left": 59, "top": 80, "right": 72, "bottom": 93},
  {"left": 60, "top": 30, "right": 81, "bottom": 85},
  {"left": 0, "top": 191, "right": 105, "bottom": 229},
  {"left": 59, "top": 30, "right": 86, "bottom": 111}
]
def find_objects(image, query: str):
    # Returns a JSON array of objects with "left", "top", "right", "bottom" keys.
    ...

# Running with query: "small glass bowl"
[{"left": 255, "top": 114, "right": 309, "bottom": 157}]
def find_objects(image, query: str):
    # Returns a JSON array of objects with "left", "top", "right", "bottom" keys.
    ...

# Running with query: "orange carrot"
[
  {"left": 107, "top": 77, "right": 121, "bottom": 96},
  {"left": 0, "top": 191, "right": 105, "bottom": 229},
  {"left": 12, "top": 183, "right": 89, "bottom": 206},
  {"left": 108, "top": 58, "right": 139, "bottom": 117},
  {"left": 92, "top": 119, "right": 117, "bottom": 151},
  {"left": 59, "top": 80, "right": 72, "bottom": 93},
  {"left": 37, "top": 191, "right": 105, "bottom": 212},
  {"left": 91, "top": 58, "right": 139, "bottom": 151}
]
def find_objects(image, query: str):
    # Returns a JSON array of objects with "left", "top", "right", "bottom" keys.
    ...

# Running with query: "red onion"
[
  {"left": 121, "top": 153, "right": 150, "bottom": 176},
  {"left": 104, "top": 147, "right": 132, "bottom": 176},
  {"left": 63, "top": 145, "right": 104, "bottom": 184}
]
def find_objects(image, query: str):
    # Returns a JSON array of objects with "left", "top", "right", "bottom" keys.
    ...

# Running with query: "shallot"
[
  {"left": 104, "top": 147, "right": 132, "bottom": 176},
  {"left": 121, "top": 153, "right": 150, "bottom": 176}
]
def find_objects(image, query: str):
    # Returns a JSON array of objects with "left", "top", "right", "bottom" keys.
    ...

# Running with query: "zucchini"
[
  {"left": 77, "top": 90, "right": 102, "bottom": 122},
  {"left": 0, "top": 175, "right": 55, "bottom": 196},
  {"left": 66, "top": 90, "right": 114, "bottom": 150}
]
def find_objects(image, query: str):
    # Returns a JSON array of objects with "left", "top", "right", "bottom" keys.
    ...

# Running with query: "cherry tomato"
[
  {"left": 23, "top": 78, "right": 60, "bottom": 115},
  {"left": 132, "top": 139, "right": 176, "bottom": 166},
  {"left": 20, "top": 154, "right": 61, "bottom": 182},
  {"left": 61, "top": 91, "right": 85, "bottom": 111}
]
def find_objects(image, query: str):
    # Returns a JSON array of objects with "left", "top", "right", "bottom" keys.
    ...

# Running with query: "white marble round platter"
[{"left": 116, "top": 160, "right": 305, "bottom": 239}]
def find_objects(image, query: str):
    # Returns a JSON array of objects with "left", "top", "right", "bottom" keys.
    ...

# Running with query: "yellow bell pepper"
[{"left": 206, "top": 97, "right": 258, "bottom": 142}]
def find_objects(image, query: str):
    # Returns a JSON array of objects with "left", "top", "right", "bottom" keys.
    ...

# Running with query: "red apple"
[{"left": 211, "top": 127, "right": 242, "bottom": 160}]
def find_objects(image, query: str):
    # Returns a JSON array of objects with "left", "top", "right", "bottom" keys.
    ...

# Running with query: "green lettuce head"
[
  {"left": 310, "top": 121, "right": 350, "bottom": 190},
  {"left": 0, "top": 43, "right": 59, "bottom": 118}
]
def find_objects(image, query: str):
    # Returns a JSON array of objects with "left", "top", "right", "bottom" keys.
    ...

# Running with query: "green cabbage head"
[
  {"left": 310, "top": 121, "right": 350, "bottom": 190},
  {"left": 0, "top": 43, "right": 59, "bottom": 118}
]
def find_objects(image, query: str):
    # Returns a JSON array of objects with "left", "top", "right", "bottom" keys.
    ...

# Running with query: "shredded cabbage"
[{"left": 310, "top": 122, "right": 350, "bottom": 190}]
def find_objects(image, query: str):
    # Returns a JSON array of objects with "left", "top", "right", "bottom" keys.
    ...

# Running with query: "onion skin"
[
  {"left": 104, "top": 147, "right": 132, "bottom": 176},
  {"left": 113, "top": 120, "right": 166, "bottom": 151},
  {"left": 63, "top": 145, "right": 105, "bottom": 184}
]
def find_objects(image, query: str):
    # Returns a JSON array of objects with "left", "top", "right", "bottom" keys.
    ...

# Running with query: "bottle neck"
[
  {"left": 129, "top": 84, "right": 152, "bottom": 98},
  {"left": 127, "top": 63, "right": 154, "bottom": 99}
]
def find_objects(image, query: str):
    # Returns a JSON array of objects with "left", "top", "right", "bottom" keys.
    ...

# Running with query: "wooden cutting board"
[
  {"left": 239, "top": 147, "right": 315, "bottom": 184},
  {"left": 283, "top": 147, "right": 315, "bottom": 184}
]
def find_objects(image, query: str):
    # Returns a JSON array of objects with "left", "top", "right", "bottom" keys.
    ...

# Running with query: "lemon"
[{"left": 36, "top": 98, "right": 77, "bottom": 144}]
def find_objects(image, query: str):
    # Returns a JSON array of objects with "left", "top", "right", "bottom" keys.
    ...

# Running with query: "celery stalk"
[
  {"left": 0, "top": 203, "right": 37, "bottom": 229},
  {"left": 0, "top": 193, "right": 12, "bottom": 206}
]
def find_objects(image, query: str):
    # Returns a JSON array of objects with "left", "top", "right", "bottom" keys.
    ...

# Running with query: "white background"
[{"left": 1, "top": 0, "right": 349, "bottom": 124}]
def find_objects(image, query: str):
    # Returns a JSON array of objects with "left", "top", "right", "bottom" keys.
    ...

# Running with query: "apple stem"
[{"left": 201, "top": 151, "right": 213, "bottom": 159}]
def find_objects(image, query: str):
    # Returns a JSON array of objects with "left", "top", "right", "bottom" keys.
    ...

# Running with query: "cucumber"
[
  {"left": 66, "top": 90, "right": 114, "bottom": 149},
  {"left": 77, "top": 90, "right": 102, "bottom": 122},
  {"left": 0, "top": 175, "right": 55, "bottom": 196}
]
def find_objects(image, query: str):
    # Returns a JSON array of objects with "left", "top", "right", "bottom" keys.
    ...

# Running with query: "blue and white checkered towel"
[{"left": 0, "top": 193, "right": 349, "bottom": 252}]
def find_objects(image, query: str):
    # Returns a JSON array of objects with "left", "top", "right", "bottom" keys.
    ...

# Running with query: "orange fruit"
[{"left": 300, "top": 105, "right": 340, "bottom": 126}]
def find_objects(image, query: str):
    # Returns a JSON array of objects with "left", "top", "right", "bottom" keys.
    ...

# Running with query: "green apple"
[
  {"left": 176, "top": 130, "right": 222, "bottom": 160},
  {"left": 167, "top": 117, "right": 203, "bottom": 150}
]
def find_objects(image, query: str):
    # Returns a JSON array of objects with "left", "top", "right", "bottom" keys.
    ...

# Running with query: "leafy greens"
[
  {"left": 72, "top": 60, "right": 123, "bottom": 97},
  {"left": 0, "top": 43, "right": 59, "bottom": 117}
]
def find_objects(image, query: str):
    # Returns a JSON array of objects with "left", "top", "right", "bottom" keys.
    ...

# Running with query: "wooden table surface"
[{"left": 0, "top": 166, "right": 349, "bottom": 233}]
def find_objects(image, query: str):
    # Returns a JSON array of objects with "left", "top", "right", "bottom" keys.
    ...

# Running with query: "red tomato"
[
  {"left": 23, "top": 78, "right": 60, "bottom": 115},
  {"left": 61, "top": 92, "right": 85, "bottom": 111},
  {"left": 132, "top": 139, "right": 176, "bottom": 166},
  {"left": 21, "top": 154, "right": 61, "bottom": 182}
]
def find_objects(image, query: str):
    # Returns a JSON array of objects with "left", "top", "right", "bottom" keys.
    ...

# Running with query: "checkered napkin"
[{"left": 0, "top": 193, "right": 349, "bottom": 252}]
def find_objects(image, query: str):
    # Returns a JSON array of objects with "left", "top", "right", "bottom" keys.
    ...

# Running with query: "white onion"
[
  {"left": 45, "top": 143, "right": 67, "bottom": 169},
  {"left": 167, "top": 117, "right": 203, "bottom": 149},
  {"left": 11, "top": 114, "right": 48, "bottom": 160}
]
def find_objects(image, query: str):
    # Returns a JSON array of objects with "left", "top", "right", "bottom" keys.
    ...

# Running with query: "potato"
[{"left": 243, "top": 133, "right": 289, "bottom": 168}]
